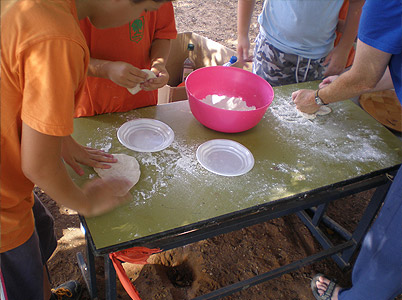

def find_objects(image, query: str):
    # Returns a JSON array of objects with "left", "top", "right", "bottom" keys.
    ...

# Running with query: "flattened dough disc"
[
  {"left": 299, "top": 106, "right": 332, "bottom": 120},
  {"left": 94, "top": 153, "right": 140, "bottom": 195}
]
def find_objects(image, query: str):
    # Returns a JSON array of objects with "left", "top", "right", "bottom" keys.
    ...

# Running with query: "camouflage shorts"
[{"left": 253, "top": 32, "right": 327, "bottom": 87}]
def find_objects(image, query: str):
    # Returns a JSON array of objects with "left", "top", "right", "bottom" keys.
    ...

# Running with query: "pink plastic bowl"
[{"left": 186, "top": 66, "right": 274, "bottom": 133}]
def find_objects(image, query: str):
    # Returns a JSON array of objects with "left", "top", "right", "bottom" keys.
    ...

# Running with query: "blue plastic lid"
[{"left": 229, "top": 56, "right": 237, "bottom": 64}]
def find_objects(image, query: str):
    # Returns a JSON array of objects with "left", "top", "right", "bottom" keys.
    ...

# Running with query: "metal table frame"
[{"left": 77, "top": 167, "right": 398, "bottom": 300}]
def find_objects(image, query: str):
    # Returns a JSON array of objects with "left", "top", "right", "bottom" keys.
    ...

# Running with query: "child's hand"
[
  {"left": 105, "top": 61, "right": 147, "bottom": 88},
  {"left": 237, "top": 35, "right": 253, "bottom": 66},
  {"left": 141, "top": 64, "right": 169, "bottom": 91},
  {"left": 61, "top": 136, "right": 117, "bottom": 176},
  {"left": 81, "top": 177, "right": 131, "bottom": 217},
  {"left": 322, "top": 46, "right": 349, "bottom": 77}
]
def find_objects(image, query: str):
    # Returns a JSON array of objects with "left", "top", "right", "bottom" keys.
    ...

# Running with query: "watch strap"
[{"left": 315, "top": 89, "right": 327, "bottom": 106}]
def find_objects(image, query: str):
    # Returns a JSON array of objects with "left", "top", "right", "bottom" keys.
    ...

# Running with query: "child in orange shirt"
[
  {"left": 75, "top": 2, "right": 177, "bottom": 117},
  {"left": 0, "top": 1, "right": 171, "bottom": 299},
  {"left": 335, "top": 0, "right": 357, "bottom": 69}
]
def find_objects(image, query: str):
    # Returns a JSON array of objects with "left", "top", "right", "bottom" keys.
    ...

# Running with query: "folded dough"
[
  {"left": 127, "top": 69, "right": 157, "bottom": 95},
  {"left": 94, "top": 153, "right": 140, "bottom": 196}
]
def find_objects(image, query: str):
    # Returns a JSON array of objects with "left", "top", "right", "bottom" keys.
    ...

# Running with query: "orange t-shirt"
[
  {"left": 75, "top": 2, "right": 177, "bottom": 117},
  {"left": 335, "top": 0, "right": 356, "bottom": 68},
  {"left": 0, "top": 0, "right": 89, "bottom": 252}
]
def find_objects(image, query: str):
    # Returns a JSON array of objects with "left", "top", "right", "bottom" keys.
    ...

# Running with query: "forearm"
[
  {"left": 21, "top": 123, "right": 90, "bottom": 214},
  {"left": 30, "top": 157, "right": 89, "bottom": 213},
  {"left": 320, "top": 40, "right": 391, "bottom": 103},
  {"left": 319, "top": 68, "right": 374, "bottom": 103},
  {"left": 150, "top": 39, "right": 171, "bottom": 69},
  {"left": 293, "top": 40, "right": 393, "bottom": 113},
  {"left": 335, "top": 0, "right": 364, "bottom": 52},
  {"left": 87, "top": 57, "right": 112, "bottom": 79},
  {"left": 368, "top": 68, "right": 394, "bottom": 92},
  {"left": 237, "top": 0, "right": 255, "bottom": 39}
]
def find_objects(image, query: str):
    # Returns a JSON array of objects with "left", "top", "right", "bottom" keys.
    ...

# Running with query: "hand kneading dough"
[
  {"left": 127, "top": 69, "right": 157, "bottom": 95},
  {"left": 94, "top": 153, "right": 140, "bottom": 195},
  {"left": 299, "top": 106, "right": 332, "bottom": 120}
]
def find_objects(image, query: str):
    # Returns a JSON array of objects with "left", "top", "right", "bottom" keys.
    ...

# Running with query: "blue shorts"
[{"left": 0, "top": 193, "right": 57, "bottom": 300}]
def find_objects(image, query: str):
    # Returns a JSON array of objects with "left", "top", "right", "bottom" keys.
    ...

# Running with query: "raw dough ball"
[
  {"left": 127, "top": 69, "right": 157, "bottom": 95},
  {"left": 94, "top": 153, "right": 140, "bottom": 195},
  {"left": 299, "top": 106, "right": 332, "bottom": 120}
]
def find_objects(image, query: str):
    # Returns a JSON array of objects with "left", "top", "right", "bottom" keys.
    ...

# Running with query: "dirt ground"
[
  {"left": 41, "top": 186, "right": 381, "bottom": 300},
  {"left": 41, "top": 1, "right": 401, "bottom": 300}
]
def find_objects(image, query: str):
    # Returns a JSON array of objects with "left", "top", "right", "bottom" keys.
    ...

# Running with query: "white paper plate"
[
  {"left": 117, "top": 119, "right": 174, "bottom": 152},
  {"left": 196, "top": 139, "right": 254, "bottom": 176}
]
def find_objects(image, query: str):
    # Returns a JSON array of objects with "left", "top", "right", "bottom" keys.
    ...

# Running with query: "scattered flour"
[
  {"left": 202, "top": 94, "right": 256, "bottom": 111},
  {"left": 81, "top": 101, "right": 400, "bottom": 214},
  {"left": 268, "top": 94, "right": 393, "bottom": 165},
  {"left": 128, "top": 138, "right": 207, "bottom": 204}
]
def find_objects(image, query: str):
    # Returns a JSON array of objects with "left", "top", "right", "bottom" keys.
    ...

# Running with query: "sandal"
[{"left": 311, "top": 273, "right": 338, "bottom": 300}]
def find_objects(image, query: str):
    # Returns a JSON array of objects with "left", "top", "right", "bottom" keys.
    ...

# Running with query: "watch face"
[{"left": 315, "top": 96, "right": 323, "bottom": 105}]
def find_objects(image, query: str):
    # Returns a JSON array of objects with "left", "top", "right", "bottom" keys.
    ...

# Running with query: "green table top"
[{"left": 69, "top": 81, "right": 402, "bottom": 250}]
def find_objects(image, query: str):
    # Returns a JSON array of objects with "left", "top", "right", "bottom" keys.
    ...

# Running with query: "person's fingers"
[
  {"left": 73, "top": 153, "right": 116, "bottom": 169},
  {"left": 243, "top": 49, "right": 253, "bottom": 62},
  {"left": 323, "top": 69, "right": 331, "bottom": 77},
  {"left": 141, "top": 78, "right": 166, "bottom": 91},
  {"left": 83, "top": 147, "right": 113, "bottom": 156},
  {"left": 68, "top": 159, "right": 85, "bottom": 176},
  {"left": 128, "top": 66, "right": 148, "bottom": 79},
  {"left": 91, "top": 161, "right": 113, "bottom": 169},
  {"left": 322, "top": 54, "right": 331, "bottom": 66},
  {"left": 319, "top": 78, "right": 331, "bottom": 89},
  {"left": 89, "top": 153, "right": 117, "bottom": 164},
  {"left": 291, "top": 90, "right": 301, "bottom": 101}
]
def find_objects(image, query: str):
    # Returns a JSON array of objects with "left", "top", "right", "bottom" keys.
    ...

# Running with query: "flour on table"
[
  {"left": 202, "top": 94, "right": 256, "bottom": 111},
  {"left": 298, "top": 106, "right": 332, "bottom": 120},
  {"left": 127, "top": 69, "right": 156, "bottom": 95},
  {"left": 270, "top": 97, "right": 332, "bottom": 122},
  {"left": 94, "top": 153, "right": 140, "bottom": 195}
]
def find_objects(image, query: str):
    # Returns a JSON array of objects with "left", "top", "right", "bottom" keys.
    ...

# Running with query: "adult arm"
[
  {"left": 292, "top": 39, "right": 392, "bottom": 113},
  {"left": 237, "top": 0, "right": 256, "bottom": 64},
  {"left": 21, "top": 123, "right": 130, "bottom": 217},
  {"left": 323, "top": 0, "right": 364, "bottom": 76},
  {"left": 319, "top": 67, "right": 393, "bottom": 91}
]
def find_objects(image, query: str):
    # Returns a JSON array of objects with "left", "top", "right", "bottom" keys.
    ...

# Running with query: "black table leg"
[
  {"left": 77, "top": 227, "right": 98, "bottom": 299},
  {"left": 104, "top": 255, "right": 117, "bottom": 300}
]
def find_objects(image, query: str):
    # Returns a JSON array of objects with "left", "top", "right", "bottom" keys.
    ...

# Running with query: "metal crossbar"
[{"left": 77, "top": 172, "right": 393, "bottom": 300}]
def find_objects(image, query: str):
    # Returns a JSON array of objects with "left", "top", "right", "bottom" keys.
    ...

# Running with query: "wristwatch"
[{"left": 314, "top": 89, "right": 328, "bottom": 106}]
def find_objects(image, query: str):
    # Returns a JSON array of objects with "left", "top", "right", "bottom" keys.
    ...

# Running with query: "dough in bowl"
[{"left": 94, "top": 153, "right": 140, "bottom": 195}]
